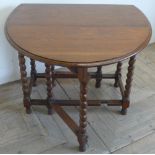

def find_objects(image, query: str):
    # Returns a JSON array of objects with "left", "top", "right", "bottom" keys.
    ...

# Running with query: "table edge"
[{"left": 5, "top": 4, "right": 152, "bottom": 67}]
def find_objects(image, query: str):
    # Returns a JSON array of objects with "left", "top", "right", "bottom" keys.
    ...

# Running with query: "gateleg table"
[{"left": 5, "top": 4, "right": 151, "bottom": 152}]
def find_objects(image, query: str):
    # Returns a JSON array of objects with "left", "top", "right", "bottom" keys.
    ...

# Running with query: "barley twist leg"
[
  {"left": 114, "top": 62, "right": 122, "bottom": 87},
  {"left": 18, "top": 54, "right": 31, "bottom": 114},
  {"left": 45, "top": 64, "right": 53, "bottom": 115},
  {"left": 77, "top": 68, "right": 89, "bottom": 152},
  {"left": 30, "top": 59, "right": 37, "bottom": 86},
  {"left": 121, "top": 56, "right": 136, "bottom": 115}
]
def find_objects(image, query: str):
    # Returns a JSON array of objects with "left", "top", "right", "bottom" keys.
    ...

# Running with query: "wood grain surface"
[{"left": 5, "top": 4, "right": 151, "bottom": 67}]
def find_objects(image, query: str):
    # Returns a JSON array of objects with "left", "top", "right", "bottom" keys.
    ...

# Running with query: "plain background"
[{"left": 0, "top": 0, "right": 155, "bottom": 85}]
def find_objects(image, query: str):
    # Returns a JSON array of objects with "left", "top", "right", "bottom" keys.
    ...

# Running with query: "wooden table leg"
[
  {"left": 45, "top": 64, "right": 53, "bottom": 115},
  {"left": 51, "top": 65, "right": 56, "bottom": 87},
  {"left": 77, "top": 67, "right": 89, "bottom": 152},
  {"left": 121, "top": 56, "right": 136, "bottom": 115},
  {"left": 18, "top": 54, "right": 31, "bottom": 114},
  {"left": 95, "top": 66, "right": 102, "bottom": 88},
  {"left": 114, "top": 62, "right": 122, "bottom": 87},
  {"left": 30, "top": 59, "right": 37, "bottom": 86}
]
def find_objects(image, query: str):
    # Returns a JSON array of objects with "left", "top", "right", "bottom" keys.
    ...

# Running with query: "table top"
[{"left": 5, "top": 4, "right": 151, "bottom": 67}]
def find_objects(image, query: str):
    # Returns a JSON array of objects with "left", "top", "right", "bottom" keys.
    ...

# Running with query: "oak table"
[{"left": 5, "top": 4, "right": 151, "bottom": 152}]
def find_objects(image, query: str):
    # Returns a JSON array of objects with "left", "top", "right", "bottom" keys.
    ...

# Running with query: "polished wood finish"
[
  {"left": 114, "top": 62, "right": 122, "bottom": 87},
  {"left": 45, "top": 64, "right": 53, "bottom": 115},
  {"left": 121, "top": 56, "right": 136, "bottom": 115},
  {"left": 77, "top": 68, "right": 89, "bottom": 151},
  {"left": 6, "top": 4, "right": 151, "bottom": 67},
  {"left": 53, "top": 105, "right": 79, "bottom": 135},
  {"left": 5, "top": 4, "right": 151, "bottom": 152},
  {"left": 30, "top": 99, "right": 122, "bottom": 106},
  {"left": 18, "top": 54, "right": 31, "bottom": 114}
]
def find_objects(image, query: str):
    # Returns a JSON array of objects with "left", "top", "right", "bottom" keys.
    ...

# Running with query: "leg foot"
[
  {"left": 114, "top": 83, "right": 118, "bottom": 88},
  {"left": 95, "top": 81, "right": 101, "bottom": 88},
  {"left": 79, "top": 144, "right": 86, "bottom": 152},
  {"left": 121, "top": 108, "right": 127, "bottom": 115},
  {"left": 47, "top": 99, "right": 53, "bottom": 115},
  {"left": 78, "top": 134, "right": 88, "bottom": 152},
  {"left": 26, "top": 108, "right": 32, "bottom": 114},
  {"left": 47, "top": 108, "right": 53, "bottom": 115}
]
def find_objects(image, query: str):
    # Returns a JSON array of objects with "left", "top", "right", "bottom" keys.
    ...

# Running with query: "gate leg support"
[
  {"left": 45, "top": 64, "right": 53, "bottom": 115},
  {"left": 95, "top": 66, "right": 102, "bottom": 88},
  {"left": 18, "top": 54, "right": 31, "bottom": 114},
  {"left": 114, "top": 62, "right": 122, "bottom": 87},
  {"left": 121, "top": 56, "right": 136, "bottom": 115},
  {"left": 30, "top": 59, "right": 37, "bottom": 86},
  {"left": 77, "top": 67, "right": 89, "bottom": 152}
]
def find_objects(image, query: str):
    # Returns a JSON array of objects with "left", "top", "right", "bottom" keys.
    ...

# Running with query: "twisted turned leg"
[
  {"left": 51, "top": 65, "right": 56, "bottom": 87},
  {"left": 121, "top": 56, "right": 136, "bottom": 115},
  {"left": 30, "top": 59, "right": 37, "bottom": 86},
  {"left": 95, "top": 66, "right": 102, "bottom": 88},
  {"left": 18, "top": 54, "right": 31, "bottom": 114},
  {"left": 45, "top": 64, "right": 53, "bottom": 115},
  {"left": 77, "top": 68, "right": 89, "bottom": 152},
  {"left": 114, "top": 62, "right": 122, "bottom": 87}
]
